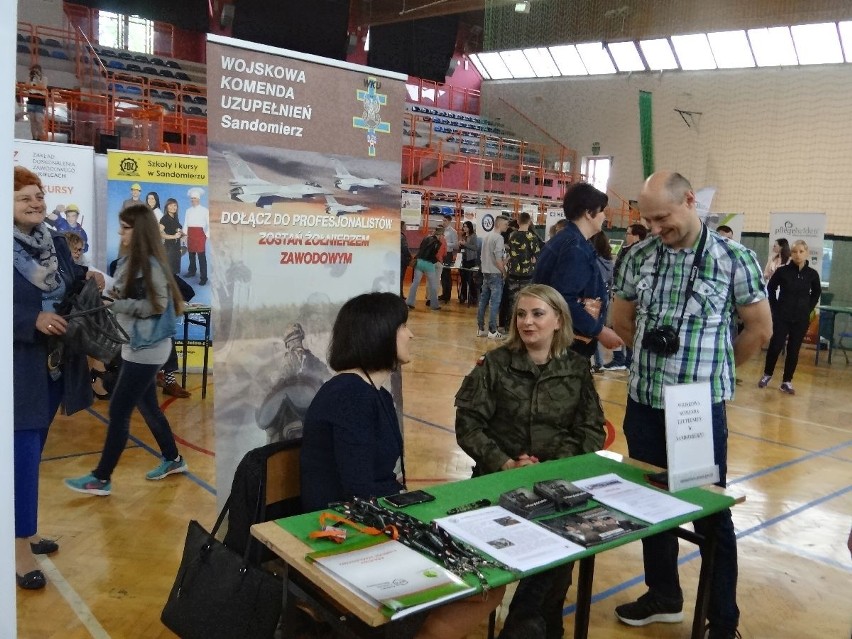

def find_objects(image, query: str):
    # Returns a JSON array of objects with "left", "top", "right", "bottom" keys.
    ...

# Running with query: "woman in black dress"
[{"left": 159, "top": 197, "right": 183, "bottom": 276}]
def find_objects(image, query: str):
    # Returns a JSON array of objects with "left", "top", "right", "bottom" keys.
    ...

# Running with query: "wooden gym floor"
[{"left": 17, "top": 294, "right": 852, "bottom": 639}]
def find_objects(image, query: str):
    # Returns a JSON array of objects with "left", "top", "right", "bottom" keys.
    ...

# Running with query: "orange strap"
[{"left": 308, "top": 512, "right": 399, "bottom": 543}]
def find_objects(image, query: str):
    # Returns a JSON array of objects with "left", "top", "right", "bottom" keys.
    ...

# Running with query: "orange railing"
[{"left": 406, "top": 78, "right": 481, "bottom": 114}]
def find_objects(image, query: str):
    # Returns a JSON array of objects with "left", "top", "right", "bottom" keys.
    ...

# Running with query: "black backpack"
[{"left": 416, "top": 235, "right": 441, "bottom": 263}]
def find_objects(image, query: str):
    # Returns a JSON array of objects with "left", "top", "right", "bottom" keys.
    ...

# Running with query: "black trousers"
[
  {"left": 764, "top": 315, "right": 809, "bottom": 382},
  {"left": 439, "top": 253, "right": 455, "bottom": 300},
  {"left": 500, "top": 562, "right": 574, "bottom": 639}
]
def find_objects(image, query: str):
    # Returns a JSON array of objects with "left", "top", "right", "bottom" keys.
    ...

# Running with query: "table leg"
[
  {"left": 201, "top": 314, "right": 210, "bottom": 399},
  {"left": 280, "top": 563, "right": 299, "bottom": 639},
  {"left": 181, "top": 315, "right": 189, "bottom": 389},
  {"left": 574, "top": 556, "right": 595, "bottom": 639},
  {"left": 691, "top": 515, "right": 719, "bottom": 639}
]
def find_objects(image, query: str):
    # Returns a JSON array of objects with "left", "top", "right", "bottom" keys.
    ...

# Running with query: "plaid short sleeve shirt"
[{"left": 613, "top": 229, "right": 766, "bottom": 408}]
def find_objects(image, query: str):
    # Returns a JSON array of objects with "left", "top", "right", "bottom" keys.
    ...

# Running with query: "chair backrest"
[{"left": 223, "top": 439, "right": 303, "bottom": 564}]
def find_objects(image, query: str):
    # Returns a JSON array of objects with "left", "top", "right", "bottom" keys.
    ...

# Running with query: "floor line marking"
[
  {"left": 42, "top": 446, "right": 140, "bottom": 462},
  {"left": 36, "top": 556, "right": 112, "bottom": 639}
]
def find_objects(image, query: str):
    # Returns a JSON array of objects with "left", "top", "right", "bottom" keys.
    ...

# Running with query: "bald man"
[{"left": 610, "top": 171, "right": 771, "bottom": 639}]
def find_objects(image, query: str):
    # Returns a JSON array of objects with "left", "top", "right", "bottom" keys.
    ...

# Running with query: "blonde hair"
[
  {"left": 505, "top": 284, "right": 574, "bottom": 358},
  {"left": 792, "top": 239, "right": 808, "bottom": 251}
]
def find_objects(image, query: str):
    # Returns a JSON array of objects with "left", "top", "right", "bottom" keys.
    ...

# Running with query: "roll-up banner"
[
  {"left": 14, "top": 140, "right": 95, "bottom": 258},
  {"left": 207, "top": 35, "right": 406, "bottom": 499}
]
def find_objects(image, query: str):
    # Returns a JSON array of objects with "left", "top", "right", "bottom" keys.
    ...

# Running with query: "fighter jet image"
[
  {"left": 324, "top": 195, "right": 369, "bottom": 216},
  {"left": 332, "top": 159, "right": 389, "bottom": 193},
  {"left": 223, "top": 151, "right": 328, "bottom": 207}
]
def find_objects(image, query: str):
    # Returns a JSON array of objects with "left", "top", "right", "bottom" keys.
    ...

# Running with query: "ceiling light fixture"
[{"left": 515, "top": 2, "right": 530, "bottom": 14}]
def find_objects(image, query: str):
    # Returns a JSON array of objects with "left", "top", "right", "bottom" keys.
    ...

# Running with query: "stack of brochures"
[
  {"left": 498, "top": 487, "right": 556, "bottom": 519},
  {"left": 533, "top": 479, "right": 592, "bottom": 510},
  {"left": 308, "top": 539, "right": 474, "bottom": 619},
  {"left": 540, "top": 506, "right": 646, "bottom": 546}
]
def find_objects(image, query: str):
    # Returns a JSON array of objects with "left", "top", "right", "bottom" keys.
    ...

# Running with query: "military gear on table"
[{"left": 455, "top": 346, "right": 605, "bottom": 476}]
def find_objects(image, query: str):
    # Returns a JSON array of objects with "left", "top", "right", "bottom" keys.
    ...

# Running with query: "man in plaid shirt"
[{"left": 610, "top": 171, "right": 771, "bottom": 639}]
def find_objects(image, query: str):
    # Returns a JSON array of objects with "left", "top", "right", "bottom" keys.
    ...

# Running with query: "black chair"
[
  {"left": 125, "top": 63, "right": 142, "bottom": 72},
  {"left": 159, "top": 68, "right": 175, "bottom": 78},
  {"left": 143, "top": 66, "right": 159, "bottom": 75},
  {"left": 133, "top": 53, "right": 149, "bottom": 63},
  {"left": 118, "top": 51, "right": 132, "bottom": 60},
  {"left": 17, "top": 43, "right": 29, "bottom": 54},
  {"left": 175, "top": 71, "right": 191, "bottom": 81},
  {"left": 44, "top": 38, "right": 61, "bottom": 48},
  {"left": 165, "top": 60, "right": 181, "bottom": 69}
]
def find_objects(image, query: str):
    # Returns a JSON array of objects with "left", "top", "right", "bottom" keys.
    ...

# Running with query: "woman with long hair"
[
  {"left": 65, "top": 204, "right": 187, "bottom": 495},
  {"left": 146, "top": 191, "right": 162, "bottom": 218},
  {"left": 455, "top": 283, "right": 606, "bottom": 638},
  {"left": 763, "top": 237, "right": 791, "bottom": 281},
  {"left": 159, "top": 197, "right": 183, "bottom": 276},
  {"left": 13, "top": 166, "right": 94, "bottom": 589},
  {"left": 459, "top": 220, "right": 478, "bottom": 304},
  {"left": 300, "top": 292, "right": 504, "bottom": 639}
]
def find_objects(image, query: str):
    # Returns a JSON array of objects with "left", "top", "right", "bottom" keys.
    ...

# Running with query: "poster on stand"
[
  {"left": 768, "top": 212, "right": 825, "bottom": 272},
  {"left": 544, "top": 207, "right": 565, "bottom": 238},
  {"left": 105, "top": 151, "right": 210, "bottom": 366},
  {"left": 700, "top": 212, "right": 744, "bottom": 242},
  {"left": 207, "top": 34, "right": 406, "bottom": 500},
  {"left": 14, "top": 140, "right": 95, "bottom": 258}
]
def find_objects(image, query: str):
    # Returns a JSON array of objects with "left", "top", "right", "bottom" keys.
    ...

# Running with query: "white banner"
[
  {"left": 544, "top": 207, "right": 565, "bottom": 238},
  {"left": 13, "top": 140, "right": 95, "bottom": 259},
  {"left": 701, "top": 212, "right": 745, "bottom": 242},
  {"left": 768, "top": 212, "right": 826, "bottom": 272}
]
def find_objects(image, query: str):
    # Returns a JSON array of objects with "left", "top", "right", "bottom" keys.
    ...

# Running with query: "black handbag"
[
  {"left": 161, "top": 497, "right": 283, "bottom": 639},
  {"left": 61, "top": 278, "right": 129, "bottom": 363}
]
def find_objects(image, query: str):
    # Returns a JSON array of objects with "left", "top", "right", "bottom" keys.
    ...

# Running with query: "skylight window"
[
  {"left": 671, "top": 34, "right": 717, "bottom": 70},
  {"left": 746, "top": 27, "right": 798, "bottom": 67},
  {"left": 548, "top": 45, "right": 588, "bottom": 76},
  {"left": 791, "top": 23, "right": 843, "bottom": 65},
  {"left": 839, "top": 22, "right": 852, "bottom": 62},
  {"left": 500, "top": 50, "right": 535, "bottom": 78},
  {"left": 608, "top": 41, "right": 646, "bottom": 72},
  {"left": 467, "top": 54, "right": 491, "bottom": 80},
  {"left": 576, "top": 42, "right": 617, "bottom": 75},
  {"left": 522, "top": 48, "right": 561, "bottom": 77},
  {"left": 477, "top": 52, "right": 513, "bottom": 80},
  {"left": 707, "top": 30, "right": 755, "bottom": 68},
  {"left": 639, "top": 38, "right": 678, "bottom": 70}
]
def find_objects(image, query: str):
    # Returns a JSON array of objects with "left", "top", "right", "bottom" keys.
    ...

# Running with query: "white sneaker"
[
  {"left": 476, "top": 329, "right": 488, "bottom": 337},
  {"left": 487, "top": 331, "right": 505, "bottom": 340}
]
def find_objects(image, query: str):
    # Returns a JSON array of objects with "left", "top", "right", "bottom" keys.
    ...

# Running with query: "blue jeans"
[
  {"left": 406, "top": 263, "right": 439, "bottom": 308},
  {"left": 623, "top": 398, "right": 739, "bottom": 632},
  {"left": 477, "top": 272, "right": 503, "bottom": 332},
  {"left": 94, "top": 359, "right": 180, "bottom": 481}
]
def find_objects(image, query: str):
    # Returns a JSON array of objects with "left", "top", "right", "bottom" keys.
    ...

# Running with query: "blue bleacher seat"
[
  {"left": 51, "top": 50, "right": 69, "bottom": 60},
  {"left": 125, "top": 86, "right": 142, "bottom": 95},
  {"left": 107, "top": 60, "right": 125, "bottom": 70},
  {"left": 165, "top": 60, "right": 181, "bottom": 69},
  {"left": 159, "top": 69, "right": 175, "bottom": 78},
  {"left": 110, "top": 83, "right": 126, "bottom": 93},
  {"left": 175, "top": 71, "right": 191, "bottom": 81},
  {"left": 126, "top": 63, "right": 142, "bottom": 72}
]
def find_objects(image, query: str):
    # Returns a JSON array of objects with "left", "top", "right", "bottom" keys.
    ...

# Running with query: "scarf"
[{"left": 13, "top": 223, "right": 61, "bottom": 291}]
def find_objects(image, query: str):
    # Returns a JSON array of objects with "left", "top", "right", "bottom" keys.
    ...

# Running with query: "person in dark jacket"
[
  {"left": 456, "top": 283, "right": 606, "bottom": 639},
  {"left": 758, "top": 240, "right": 821, "bottom": 394},
  {"left": 533, "top": 183, "right": 623, "bottom": 358},
  {"left": 300, "top": 292, "right": 504, "bottom": 639},
  {"left": 13, "top": 166, "right": 98, "bottom": 589},
  {"left": 400, "top": 220, "right": 411, "bottom": 296}
]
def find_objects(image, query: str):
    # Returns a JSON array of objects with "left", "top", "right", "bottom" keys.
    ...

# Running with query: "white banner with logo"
[
  {"left": 544, "top": 207, "right": 565, "bottom": 238},
  {"left": 700, "top": 212, "right": 744, "bottom": 242},
  {"left": 769, "top": 212, "right": 826, "bottom": 272}
]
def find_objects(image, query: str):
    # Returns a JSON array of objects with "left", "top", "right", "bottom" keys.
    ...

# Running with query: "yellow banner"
[{"left": 107, "top": 151, "right": 208, "bottom": 185}]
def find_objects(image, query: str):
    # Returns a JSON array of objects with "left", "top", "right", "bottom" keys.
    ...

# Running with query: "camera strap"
[{"left": 650, "top": 223, "right": 708, "bottom": 333}]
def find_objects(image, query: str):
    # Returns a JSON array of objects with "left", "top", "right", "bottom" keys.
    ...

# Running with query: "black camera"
[{"left": 642, "top": 326, "right": 680, "bottom": 355}]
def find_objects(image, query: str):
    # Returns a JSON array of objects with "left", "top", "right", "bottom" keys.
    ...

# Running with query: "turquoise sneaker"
[
  {"left": 64, "top": 473, "right": 111, "bottom": 496},
  {"left": 146, "top": 456, "right": 188, "bottom": 480}
]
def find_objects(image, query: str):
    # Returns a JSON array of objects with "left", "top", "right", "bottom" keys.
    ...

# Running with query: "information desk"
[
  {"left": 252, "top": 452, "right": 741, "bottom": 639},
  {"left": 816, "top": 305, "right": 852, "bottom": 364},
  {"left": 180, "top": 304, "right": 211, "bottom": 399}
]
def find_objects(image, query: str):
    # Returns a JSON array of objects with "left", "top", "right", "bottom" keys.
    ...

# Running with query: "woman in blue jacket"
[
  {"left": 65, "top": 204, "right": 187, "bottom": 495},
  {"left": 758, "top": 240, "right": 821, "bottom": 394},
  {"left": 13, "top": 166, "right": 95, "bottom": 589}
]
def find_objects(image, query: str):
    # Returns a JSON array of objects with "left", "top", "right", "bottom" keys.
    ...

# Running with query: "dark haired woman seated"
[{"left": 300, "top": 292, "right": 504, "bottom": 639}]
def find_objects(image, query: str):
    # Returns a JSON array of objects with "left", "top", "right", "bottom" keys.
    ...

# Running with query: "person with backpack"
[{"left": 405, "top": 226, "right": 446, "bottom": 310}]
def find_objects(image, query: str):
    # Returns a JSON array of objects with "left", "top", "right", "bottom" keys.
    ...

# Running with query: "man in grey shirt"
[
  {"left": 439, "top": 212, "right": 459, "bottom": 302},
  {"left": 477, "top": 215, "right": 509, "bottom": 338}
]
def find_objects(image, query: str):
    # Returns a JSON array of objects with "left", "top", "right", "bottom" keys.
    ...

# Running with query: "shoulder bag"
[{"left": 61, "top": 278, "right": 129, "bottom": 363}]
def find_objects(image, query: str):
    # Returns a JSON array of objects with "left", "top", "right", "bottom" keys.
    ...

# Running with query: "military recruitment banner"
[{"left": 206, "top": 34, "right": 406, "bottom": 498}]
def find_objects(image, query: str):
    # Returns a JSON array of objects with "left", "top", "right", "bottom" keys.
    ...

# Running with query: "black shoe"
[
  {"left": 705, "top": 624, "right": 742, "bottom": 639},
  {"left": 615, "top": 592, "right": 683, "bottom": 626},
  {"left": 30, "top": 539, "right": 59, "bottom": 555},
  {"left": 498, "top": 615, "right": 546, "bottom": 639},
  {"left": 90, "top": 369, "right": 110, "bottom": 400},
  {"left": 198, "top": 278, "right": 208, "bottom": 285},
  {"left": 16, "top": 570, "right": 46, "bottom": 590}
]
